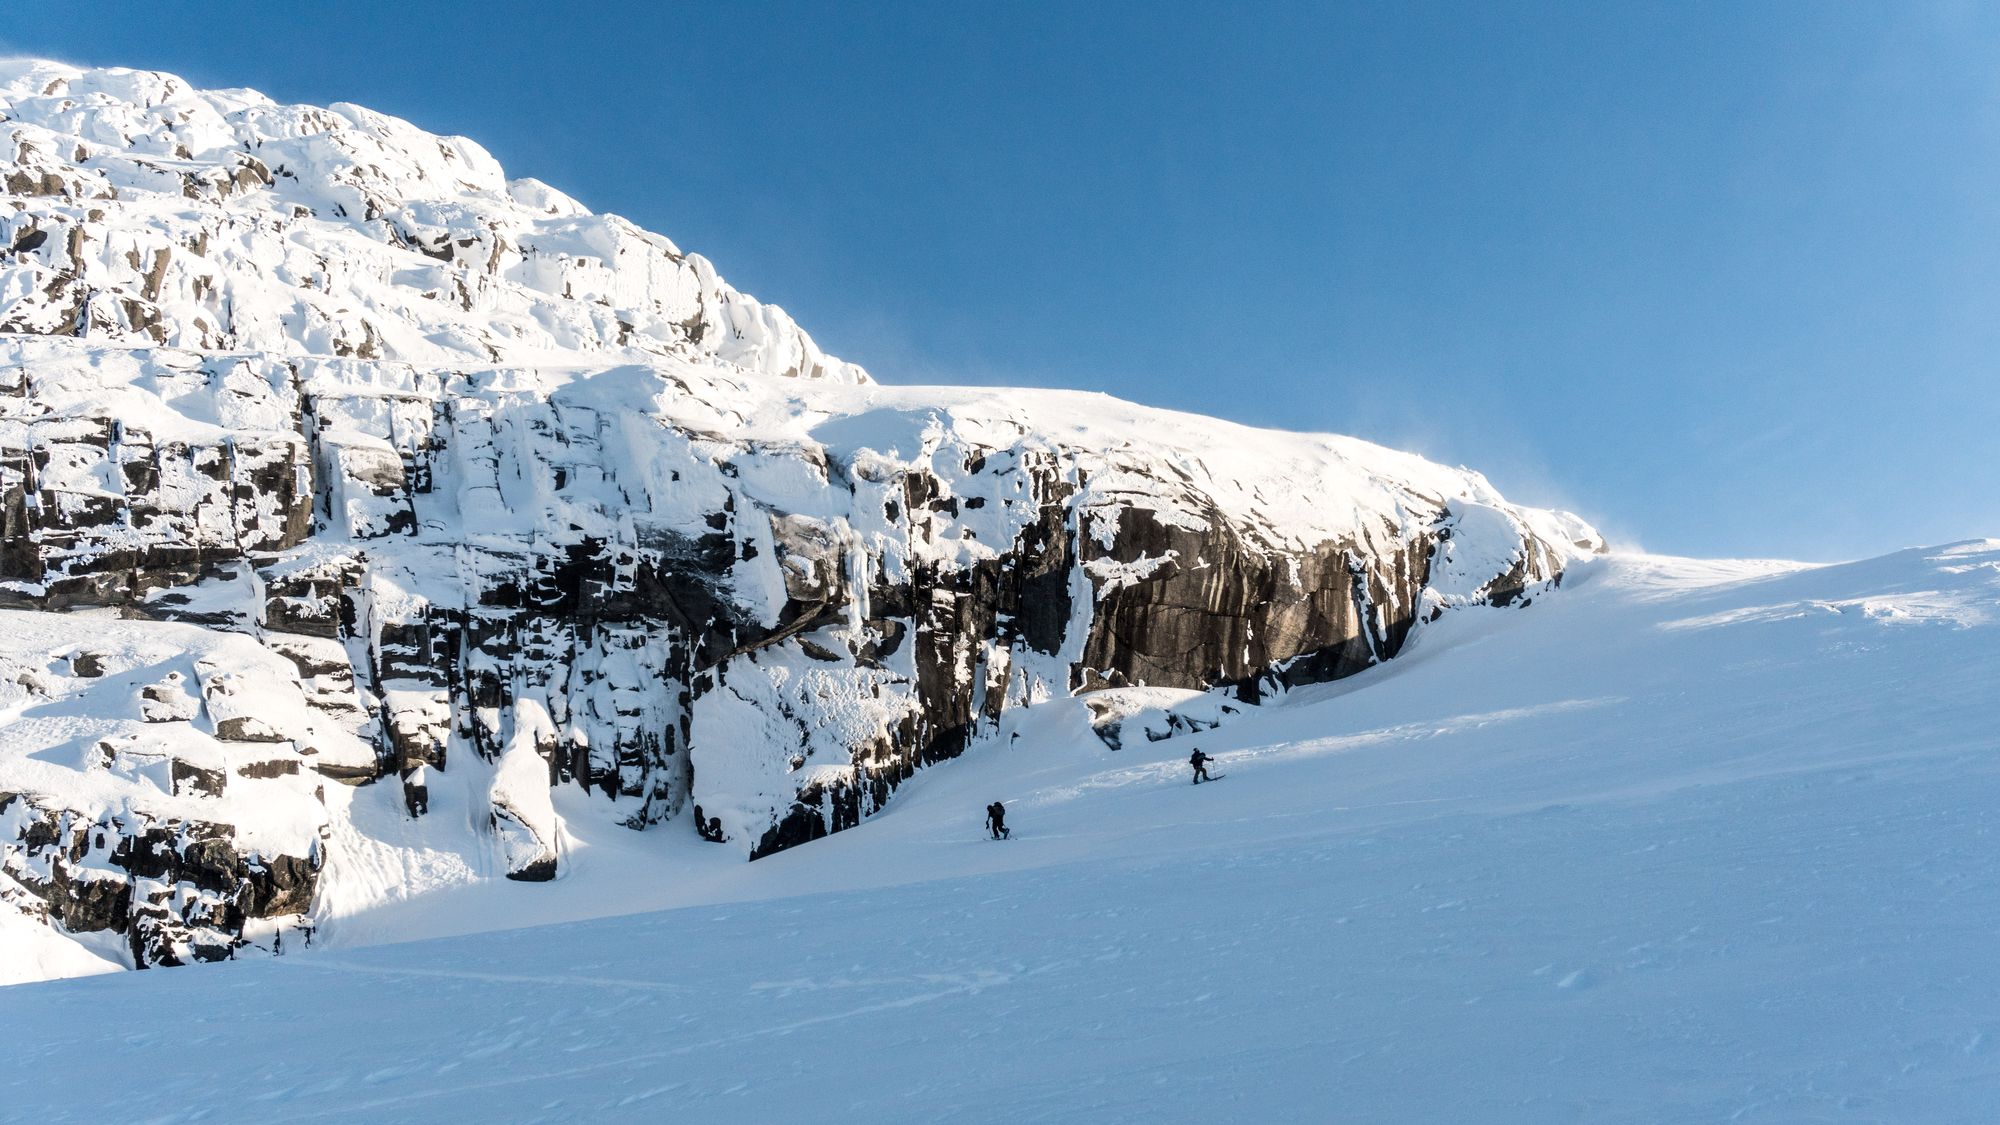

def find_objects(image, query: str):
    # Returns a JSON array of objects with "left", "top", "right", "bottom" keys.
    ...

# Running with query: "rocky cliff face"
[
  {"left": 0, "top": 61, "right": 1602, "bottom": 968},
  {"left": 0, "top": 613, "right": 334, "bottom": 967}
]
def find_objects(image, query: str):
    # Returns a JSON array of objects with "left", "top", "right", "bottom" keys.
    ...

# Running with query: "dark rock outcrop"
[{"left": 0, "top": 791, "right": 320, "bottom": 967}]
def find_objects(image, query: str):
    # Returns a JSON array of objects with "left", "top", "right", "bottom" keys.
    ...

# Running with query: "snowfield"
[{"left": 2, "top": 540, "right": 1995, "bottom": 1122}]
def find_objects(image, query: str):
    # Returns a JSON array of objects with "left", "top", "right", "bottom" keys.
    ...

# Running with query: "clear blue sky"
[{"left": 11, "top": 2, "right": 1998, "bottom": 559}]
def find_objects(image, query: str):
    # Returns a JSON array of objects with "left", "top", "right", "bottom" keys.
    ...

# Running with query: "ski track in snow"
[{"left": 2, "top": 543, "right": 1999, "bottom": 1121}]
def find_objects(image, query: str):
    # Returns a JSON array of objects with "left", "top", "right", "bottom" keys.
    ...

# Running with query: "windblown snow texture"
[
  {"left": 4, "top": 543, "right": 1995, "bottom": 1119},
  {"left": 0, "top": 60, "right": 1600, "bottom": 970}
]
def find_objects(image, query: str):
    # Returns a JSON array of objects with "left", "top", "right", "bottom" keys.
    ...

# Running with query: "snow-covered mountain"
[{"left": 0, "top": 60, "right": 1600, "bottom": 973}]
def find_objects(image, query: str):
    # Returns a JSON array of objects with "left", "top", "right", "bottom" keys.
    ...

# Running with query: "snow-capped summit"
[
  {"left": 0, "top": 61, "right": 1599, "bottom": 975},
  {"left": 0, "top": 59, "right": 868, "bottom": 381}
]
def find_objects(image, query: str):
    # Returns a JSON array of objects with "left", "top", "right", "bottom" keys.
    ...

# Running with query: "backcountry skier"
[
  {"left": 986, "top": 801, "right": 1010, "bottom": 840},
  {"left": 1189, "top": 748, "right": 1213, "bottom": 785},
  {"left": 403, "top": 762, "right": 430, "bottom": 815}
]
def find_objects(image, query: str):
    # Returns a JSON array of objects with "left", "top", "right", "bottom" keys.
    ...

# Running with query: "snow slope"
[{"left": 3, "top": 540, "right": 1994, "bottom": 1122}]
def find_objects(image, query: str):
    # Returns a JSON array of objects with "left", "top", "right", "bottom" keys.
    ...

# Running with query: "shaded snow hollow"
[{"left": 2, "top": 541, "right": 1996, "bottom": 1122}]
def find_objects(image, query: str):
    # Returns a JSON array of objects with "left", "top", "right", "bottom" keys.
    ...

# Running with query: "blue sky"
[{"left": 11, "top": 2, "right": 1998, "bottom": 559}]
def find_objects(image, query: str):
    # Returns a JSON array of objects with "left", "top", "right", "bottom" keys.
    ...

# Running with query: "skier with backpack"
[
  {"left": 1189, "top": 748, "right": 1215, "bottom": 784},
  {"left": 986, "top": 801, "right": 1010, "bottom": 840}
]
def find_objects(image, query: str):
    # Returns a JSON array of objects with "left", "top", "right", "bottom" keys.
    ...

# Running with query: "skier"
[
  {"left": 986, "top": 801, "right": 1010, "bottom": 840},
  {"left": 403, "top": 762, "right": 430, "bottom": 816},
  {"left": 1189, "top": 748, "right": 1213, "bottom": 785},
  {"left": 692, "top": 804, "right": 726, "bottom": 843}
]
